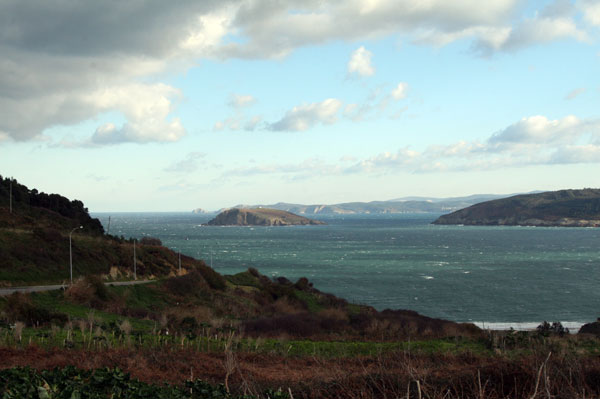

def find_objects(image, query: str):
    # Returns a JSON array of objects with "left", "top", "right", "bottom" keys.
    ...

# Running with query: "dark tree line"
[{"left": 0, "top": 175, "right": 104, "bottom": 235}]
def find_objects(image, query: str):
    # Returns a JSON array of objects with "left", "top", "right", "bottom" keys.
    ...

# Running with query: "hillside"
[
  {"left": 206, "top": 208, "right": 325, "bottom": 226},
  {"left": 433, "top": 188, "right": 600, "bottom": 227},
  {"left": 0, "top": 175, "right": 475, "bottom": 341},
  {"left": 0, "top": 176, "right": 203, "bottom": 285},
  {"left": 4, "top": 177, "right": 600, "bottom": 398}
]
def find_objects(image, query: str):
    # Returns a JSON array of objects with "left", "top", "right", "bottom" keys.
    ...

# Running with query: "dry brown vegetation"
[{"left": 1, "top": 346, "right": 600, "bottom": 398}]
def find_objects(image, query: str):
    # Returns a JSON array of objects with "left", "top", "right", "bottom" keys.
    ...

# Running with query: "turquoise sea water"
[{"left": 93, "top": 212, "right": 600, "bottom": 326}]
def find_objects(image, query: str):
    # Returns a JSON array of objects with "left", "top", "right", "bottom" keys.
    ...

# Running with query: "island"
[
  {"left": 433, "top": 188, "right": 600, "bottom": 227},
  {"left": 205, "top": 207, "right": 326, "bottom": 226}
]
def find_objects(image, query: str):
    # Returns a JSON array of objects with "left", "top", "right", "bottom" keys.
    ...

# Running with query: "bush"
[
  {"left": 163, "top": 272, "right": 208, "bottom": 296},
  {"left": 197, "top": 265, "right": 227, "bottom": 291},
  {"left": 32, "top": 227, "right": 63, "bottom": 243},
  {"left": 537, "top": 321, "right": 569, "bottom": 337},
  {"left": 294, "top": 277, "right": 312, "bottom": 291},
  {"left": 3, "top": 293, "right": 66, "bottom": 326},
  {"left": 65, "top": 275, "right": 112, "bottom": 306},
  {"left": 140, "top": 236, "right": 162, "bottom": 246}
]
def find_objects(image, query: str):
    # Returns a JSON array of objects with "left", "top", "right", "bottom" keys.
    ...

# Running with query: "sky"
[{"left": 0, "top": 0, "right": 599, "bottom": 212}]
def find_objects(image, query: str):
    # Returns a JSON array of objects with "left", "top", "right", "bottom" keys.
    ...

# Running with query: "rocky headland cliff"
[
  {"left": 206, "top": 208, "right": 326, "bottom": 226},
  {"left": 433, "top": 189, "right": 600, "bottom": 227}
]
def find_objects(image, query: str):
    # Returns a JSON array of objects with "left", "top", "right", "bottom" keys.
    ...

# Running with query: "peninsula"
[
  {"left": 433, "top": 188, "right": 600, "bottom": 227},
  {"left": 206, "top": 207, "right": 326, "bottom": 226}
]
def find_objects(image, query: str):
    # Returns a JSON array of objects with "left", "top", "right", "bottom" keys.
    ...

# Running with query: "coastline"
[{"left": 473, "top": 321, "right": 584, "bottom": 332}]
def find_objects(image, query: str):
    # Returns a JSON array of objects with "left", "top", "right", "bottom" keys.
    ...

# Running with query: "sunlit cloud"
[{"left": 348, "top": 46, "right": 375, "bottom": 77}]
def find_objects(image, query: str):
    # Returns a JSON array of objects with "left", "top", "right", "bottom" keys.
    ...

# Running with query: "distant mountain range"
[{"left": 202, "top": 193, "right": 539, "bottom": 215}]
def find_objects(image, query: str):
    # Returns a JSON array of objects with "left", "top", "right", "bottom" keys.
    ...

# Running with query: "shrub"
[
  {"left": 537, "top": 321, "right": 569, "bottom": 337},
  {"left": 197, "top": 264, "right": 227, "bottom": 291},
  {"left": 65, "top": 275, "right": 112, "bottom": 307},
  {"left": 294, "top": 277, "right": 312, "bottom": 291},
  {"left": 163, "top": 271, "right": 208, "bottom": 296},
  {"left": 140, "top": 236, "right": 162, "bottom": 246},
  {"left": 32, "top": 227, "right": 63, "bottom": 243},
  {"left": 4, "top": 292, "right": 65, "bottom": 326}
]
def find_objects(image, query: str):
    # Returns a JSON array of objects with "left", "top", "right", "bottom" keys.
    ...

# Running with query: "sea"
[{"left": 92, "top": 212, "right": 600, "bottom": 331}]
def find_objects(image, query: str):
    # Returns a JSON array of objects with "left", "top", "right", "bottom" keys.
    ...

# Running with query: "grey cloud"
[
  {"left": 268, "top": 98, "right": 342, "bottom": 131},
  {"left": 472, "top": 13, "right": 588, "bottom": 55},
  {"left": 541, "top": 0, "right": 577, "bottom": 18},
  {"left": 0, "top": 1, "right": 224, "bottom": 57},
  {"left": 565, "top": 88, "right": 586, "bottom": 100},
  {"left": 244, "top": 115, "right": 263, "bottom": 131},
  {"left": 218, "top": 0, "right": 519, "bottom": 59},
  {"left": 2, "top": 0, "right": 595, "bottom": 143},
  {"left": 164, "top": 152, "right": 208, "bottom": 173},
  {"left": 0, "top": 1, "right": 226, "bottom": 142},
  {"left": 90, "top": 121, "right": 185, "bottom": 146},
  {"left": 228, "top": 94, "right": 257, "bottom": 108}
]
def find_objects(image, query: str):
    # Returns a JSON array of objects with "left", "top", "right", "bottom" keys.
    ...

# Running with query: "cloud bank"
[
  {"left": 223, "top": 114, "right": 600, "bottom": 179},
  {"left": 0, "top": 0, "right": 596, "bottom": 143}
]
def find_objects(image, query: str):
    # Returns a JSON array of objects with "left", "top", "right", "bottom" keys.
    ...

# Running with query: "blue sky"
[{"left": 1, "top": 0, "right": 599, "bottom": 211}]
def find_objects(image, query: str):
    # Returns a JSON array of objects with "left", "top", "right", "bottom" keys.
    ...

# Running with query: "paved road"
[{"left": 0, "top": 279, "right": 155, "bottom": 296}]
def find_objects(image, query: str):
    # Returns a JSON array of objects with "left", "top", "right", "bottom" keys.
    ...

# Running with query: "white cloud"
[
  {"left": 473, "top": 14, "right": 589, "bottom": 54},
  {"left": 1, "top": 0, "right": 597, "bottom": 144},
  {"left": 268, "top": 98, "right": 343, "bottom": 131},
  {"left": 244, "top": 115, "right": 263, "bottom": 131},
  {"left": 0, "top": 131, "right": 11, "bottom": 143},
  {"left": 219, "top": 114, "right": 600, "bottom": 179},
  {"left": 579, "top": 0, "right": 600, "bottom": 25},
  {"left": 0, "top": 1, "right": 223, "bottom": 143},
  {"left": 228, "top": 94, "right": 257, "bottom": 108},
  {"left": 391, "top": 82, "right": 409, "bottom": 100},
  {"left": 216, "top": 0, "right": 520, "bottom": 59},
  {"left": 214, "top": 116, "right": 242, "bottom": 131},
  {"left": 565, "top": 88, "right": 586, "bottom": 100},
  {"left": 550, "top": 144, "right": 600, "bottom": 163},
  {"left": 89, "top": 83, "right": 185, "bottom": 144},
  {"left": 488, "top": 115, "right": 583, "bottom": 145},
  {"left": 348, "top": 46, "right": 375, "bottom": 77}
]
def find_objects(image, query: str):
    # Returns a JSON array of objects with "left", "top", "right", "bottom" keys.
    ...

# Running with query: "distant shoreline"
[{"left": 473, "top": 321, "right": 584, "bottom": 332}]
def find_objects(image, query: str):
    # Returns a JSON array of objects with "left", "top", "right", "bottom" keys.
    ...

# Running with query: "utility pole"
[
  {"left": 133, "top": 239, "right": 137, "bottom": 280},
  {"left": 69, "top": 226, "right": 83, "bottom": 284},
  {"left": 107, "top": 216, "right": 111, "bottom": 235},
  {"left": 9, "top": 177, "right": 12, "bottom": 214}
]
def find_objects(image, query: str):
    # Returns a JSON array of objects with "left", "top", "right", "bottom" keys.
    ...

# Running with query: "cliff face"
[
  {"left": 206, "top": 208, "right": 326, "bottom": 226},
  {"left": 433, "top": 189, "right": 600, "bottom": 227}
]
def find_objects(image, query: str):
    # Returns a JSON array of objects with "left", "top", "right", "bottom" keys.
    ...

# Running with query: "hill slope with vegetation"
[
  {"left": 0, "top": 176, "right": 206, "bottom": 285},
  {"left": 433, "top": 188, "right": 600, "bottom": 227}
]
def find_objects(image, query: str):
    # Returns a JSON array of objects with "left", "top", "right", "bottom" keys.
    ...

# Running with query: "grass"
[
  {"left": 224, "top": 271, "right": 262, "bottom": 288},
  {"left": 108, "top": 282, "right": 168, "bottom": 311},
  {"left": 30, "top": 290, "right": 155, "bottom": 332},
  {"left": 0, "top": 321, "right": 490, "bottom": 358},
  {"left": 292, "top": 290, "right": 323, "bottom": 313}
]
